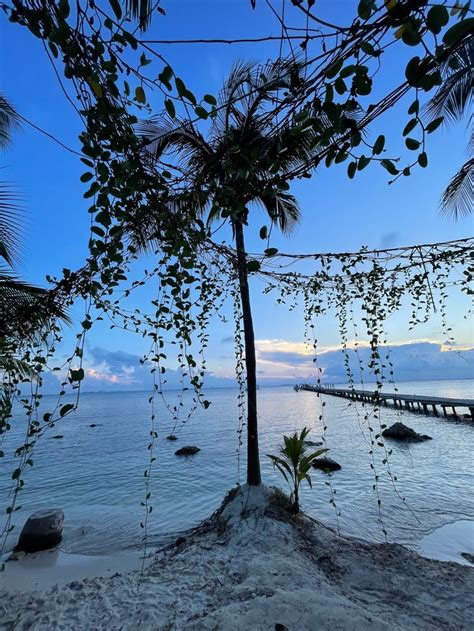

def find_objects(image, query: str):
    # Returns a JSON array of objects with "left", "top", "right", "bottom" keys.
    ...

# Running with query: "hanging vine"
[{"left": 0, "top": 0, "right": 473, "bottom": 563}]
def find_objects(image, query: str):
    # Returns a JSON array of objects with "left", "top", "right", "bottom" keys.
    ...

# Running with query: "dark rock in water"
[
  {"left": 275, "top": 625, "right": 288, "bottom": 631},
  {"left": 382, "top": 422, "right": 432, "bottom": 442},
  {"left": 176, "top": 536, "right": 186, "bottom": 547},
  {"left": 175, "top": 446, "right": 200, "bottom": 456},
  {"left": 305, "top": 440, "right": 323, "bottom": 447},
  {"left": 51, "top": 435, "right": 64, "bottom": 439},
  {"left": 312, "top": 457, "right": 341, "bottom": 472},
  {"left": 15, "top": 509, "right": 64, "bottom": 553},
  {"left": 461, "top": 552, "right": 474, "bottom": 564},
  {"left": 166, "top": 434, "right": 178, "bottom": 441}
]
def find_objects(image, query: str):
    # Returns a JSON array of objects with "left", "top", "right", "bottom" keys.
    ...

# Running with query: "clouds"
[
  {"left": 254, "top": 339, "right": 474, "bottom": 384},
  {"left": 255, "top": 340, "right": 314, "bottom": 379},
  {"left": 83, "top": 346, "right": 146, "bottom": 389},
  {"left": 35, "top": 339, "right": 473, "bottom": 394},
  {"left": 259, "top": 350, "right": 312, "bottom": 365}
]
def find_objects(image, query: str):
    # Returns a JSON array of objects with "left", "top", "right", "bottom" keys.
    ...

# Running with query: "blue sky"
[{"left": 1, "top": 1, "right": 472, "bottom": 389}]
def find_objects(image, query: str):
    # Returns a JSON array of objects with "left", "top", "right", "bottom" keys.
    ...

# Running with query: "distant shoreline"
[{"left": 36, "top": 376, "right": 474, "bottom": 396}]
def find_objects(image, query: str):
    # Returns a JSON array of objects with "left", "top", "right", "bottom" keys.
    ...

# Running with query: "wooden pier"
[{"left": 295, "top": 384, "right": 474, "bottom": 420}]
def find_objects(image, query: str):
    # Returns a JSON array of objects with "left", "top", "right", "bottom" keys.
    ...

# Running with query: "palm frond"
[
  {"left": 440, "top": 157, "right": 474, "bottom": 219},
  {"left": 0, "top": 94, "right": 20, "bottom": 150},
  {"left": 141, "top": 59, "right": 319, "bottom": 237},
  {"left": 124, "top": 0, "right": 153, "bottom": 30},
  {"left": 425, "top": 38, "right": 473, "bottom": 124},
  {"left": 256, "top": 189, "right": 301, "bottom": 233},
  {"left": 140, "top": 115, "right": 212, "bottom": 165},
  {"left": 0, "top": 182, "right": 22, "bottom": 266},
  {"left": 214, "top": 59, "right": 255, "bottom": 134},
  {"left": 0, "top": 268, "right": 70, "bottom": 341}
]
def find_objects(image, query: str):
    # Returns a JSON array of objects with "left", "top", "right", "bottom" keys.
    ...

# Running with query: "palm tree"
[
  {"left": 0, "top": 94, "right": 21, "bottom": 266},
  {"left": 140, "top": 60, "right": 317, "bottom": 485},
  {"left": 426, "top": 38, "right": 473, "bottom": 219},
  {"left": 0, "top": 94, "right": 68, "bottom": 344},
  {"left": 267, "top": 427, "right": 328, "bottom": 513}
]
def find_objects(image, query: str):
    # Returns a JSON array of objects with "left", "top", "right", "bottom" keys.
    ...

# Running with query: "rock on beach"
[{"left": 15, "top": 509, "right": 64, "bottom": 554}]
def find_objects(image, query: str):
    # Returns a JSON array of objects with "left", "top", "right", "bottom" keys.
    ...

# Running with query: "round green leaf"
[
  {"left": 70, "top": 368, "right": 85, "bottom": 382},
  {"left": 403, "top": 118, "right": 417, "bottom": 136},
  {"left": 443, "top": 18, "right": 474, "bottom": 46},
  {"left": 60, "top": 403, "right": 75, "bottom": 417},
  {"left": 358, "top": 0, "right": 373, "bottom": 20},
  {"left": 326, "top": 58, "right": 343, "bottom": 79},
  {"left": 405, "top": 137, "right": 420, "bottom": 150},
  {"left": 373, "top": 135, "right": 385, "bottom": 155},
  {"left": 165, "top": 98, "right": 176, "bottom": 118},
  {"left": 405, "top": 56, "right": 421, "bottom": 86},
  {"left": 408, "top": 99, "right": 419, "bottom": 115},
  {"left": 381, "top": 159, "right": 399, "bottom": 176},
  {"left": 402, "top": 23, "right": 421, "bottom": 46},
  {"left": 358, "top": 155, "right": 370, "bottom": 171},
  {"left": 426, "top": 117, "right": 444, "bottom": 133},
  {"left": 195, "top": 106, "right": 208, "bottom": 119},
  {"left": 427, "top": 6, "right": 449, "bottom": 34},
  {"left": 135, "top": 86, "right": 146, "bottom": 104},
  {"left": 247, "top": 260, "right": 261, "bottom": 272},
  {"left": 418, "top": 152, "right": 428, "bottom": 167}
]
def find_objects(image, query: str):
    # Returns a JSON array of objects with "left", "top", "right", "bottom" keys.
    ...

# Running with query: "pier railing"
[{"left": 296, "top": 384, "right": 474, "bottom": 420}]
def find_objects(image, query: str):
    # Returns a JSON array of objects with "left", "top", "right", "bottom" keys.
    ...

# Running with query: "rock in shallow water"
[
  {"left": 175, "top": 446, "right": 200, "bottom": 456},
  {"left": 15, "top": 509, "right": 64, "bottom": 553},
  {"left": 382, "top": 422, "right": 432, "bottom": 442},
  {"left": 312, "top": 457, "right": 341, "bottom": 472}
]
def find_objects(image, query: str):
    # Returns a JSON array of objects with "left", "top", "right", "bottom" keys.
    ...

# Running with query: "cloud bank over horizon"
[{"left": 36, "top": 340, "right": 473, "bottom": 394}]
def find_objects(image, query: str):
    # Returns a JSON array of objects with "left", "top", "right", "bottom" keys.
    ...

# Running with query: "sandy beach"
[{"left": 1, "top": 485, "right": 473, "bottom": 630}]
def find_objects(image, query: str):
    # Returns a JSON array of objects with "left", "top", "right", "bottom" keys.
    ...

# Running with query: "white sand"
[
  {"left": 1, "top": 485, "right": 473, "bottom": 630},
  {"left": 1, "top": 548, "right": 149, "bottom": 593}
]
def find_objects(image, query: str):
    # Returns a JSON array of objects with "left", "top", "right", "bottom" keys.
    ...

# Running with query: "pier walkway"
[{"left": 295, "top": 384, "right": 474, "bottom": 420}]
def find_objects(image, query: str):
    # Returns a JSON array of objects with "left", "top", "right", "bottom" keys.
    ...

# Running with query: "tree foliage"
[
  {"left": 425, "top": 37, "right": 473, "bottom": 219},
  {"left": 0, "top": 0, "right": 473, "bottom": 557}
]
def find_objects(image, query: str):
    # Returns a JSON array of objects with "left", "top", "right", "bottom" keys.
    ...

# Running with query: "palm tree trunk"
[
  {"left": 234, "top": 219, "right": 261, "bottom": 486},
  {"left": 293, "top": 473, "right": 299, "bottom": 514}
]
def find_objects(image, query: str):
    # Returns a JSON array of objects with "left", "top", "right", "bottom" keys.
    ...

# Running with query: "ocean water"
[{"left": 1, "top": 379, "right": 473, "bottom": 561}]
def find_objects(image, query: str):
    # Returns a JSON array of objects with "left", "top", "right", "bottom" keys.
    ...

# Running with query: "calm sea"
[{"left": 1, "top": 379, "right": 473, "bottom": 560}]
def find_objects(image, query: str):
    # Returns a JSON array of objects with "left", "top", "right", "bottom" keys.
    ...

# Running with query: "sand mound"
[{"left": 1, "top": 485, "right": 473, "bottom": 630}]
